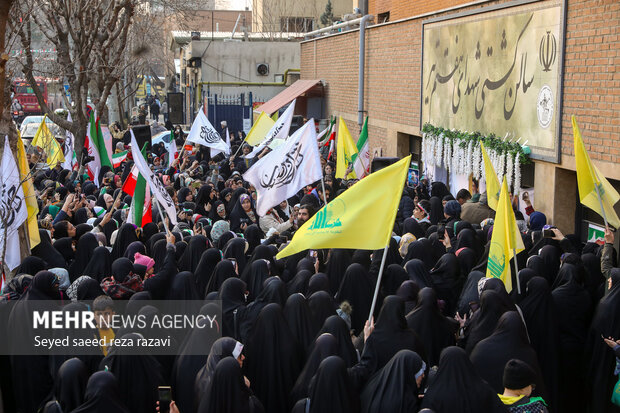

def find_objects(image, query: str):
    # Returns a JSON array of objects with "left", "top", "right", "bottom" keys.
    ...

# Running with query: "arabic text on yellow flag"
[
  {"left": 572, "top": 115, "right": 620, "bottom": 228},
  {"left": 335, "top": 117, "right": 358, "bottom": 180},
  {"left": 246, "top": 112, "right": 275, "bottom": 146},
  {"left": 31, "top": 118, "right": 65, "bottom": 167},
  {"left": 16, "top": 132, "right": 40, "bottom": 248},
  {"left": 481, "top": 142, "right": 500, "bottom": 211},
  {"left": 276, "top": 155, "right": 411, "bottom": 259},
  {"left": 486, "top": 177, "right": 525, "bottom": 293}
]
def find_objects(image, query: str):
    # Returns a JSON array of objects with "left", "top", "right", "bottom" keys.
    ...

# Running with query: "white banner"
[
  {"left": 62, "top": 112, "right": 75, "bottom": 170},
  {"left": 211, "top": 127, "right": 231, "bottom": 157},
  {"left": 245, "top": 99, "right": 296, "bottom": 158},
  {"left": 0, "top": 136, "right": 27, "bottom": 270},
  {"left": 130, "top": 131, "right": 177, "bottom": 225},
  {"left": 244, "top": 119, "right": 323, "bottom": 216},
  {"left": 186, "top": 107, "right": 228, "bottom": 152}
]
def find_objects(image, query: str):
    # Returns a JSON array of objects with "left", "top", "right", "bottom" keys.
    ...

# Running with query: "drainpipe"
[{"left": 358, "top": 14, "right": 374, "bottom": 129}]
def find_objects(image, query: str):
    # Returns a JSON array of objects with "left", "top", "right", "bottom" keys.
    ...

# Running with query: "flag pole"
[
  {"left": 151, "top": 195, "right": 172, "bottom": 236},
  {"left": 513, "top": 248, "right": 521, "bottom": 295},
  {"left": 594, "top": 180, "right": 609, "bottom": 228},
  {"left": 368, "top": 244, "right": 389, "bottom": 322},
  {"left": 320, "top": 177, "right": 328, "bottom": 206}
]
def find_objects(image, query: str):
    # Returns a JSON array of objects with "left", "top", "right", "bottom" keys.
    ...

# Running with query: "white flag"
[
  {"left": 168, "top": 139, "right": 178, "bottom": 167},
  {"left": 245, "top": 99, "right": 296, "bottom": 159},
  {"left": 244, "top": 119, "right": 323, "bottom": 216},
  {"left": 211, "top": 127, "right": 231, "bottom": 157},
  {"left": 130, "top": 130, "right": 177, "bottom": 225},
  {"left": 186, "top": 107, "right": 229, "bottom": 152},
  {"left": 0, "top": 136, "right": 27, "bottom": 270},
  {"left": 62, "top": 112, "right": 75, "bottom": 170}
]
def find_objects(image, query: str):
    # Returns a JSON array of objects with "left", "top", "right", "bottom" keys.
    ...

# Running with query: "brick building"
[{"left": 300, "top": 0, "right": 620, "bottom": 237}]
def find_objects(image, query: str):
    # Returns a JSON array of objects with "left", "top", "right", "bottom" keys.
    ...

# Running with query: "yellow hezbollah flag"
[
  {"left": 481, "top": 141, "right": 500, "bottom": 211},
  {"left": 271, "top": 111, "right": 279, "bottom": 121},
  {"left": 16, "top": 132, "right": 40, "bottom": 248},
  {"left": 31, "top": 117, "right": 64, "bottom": 167},
  {"left": 486, "top": 177, "right": 525, "bottom": 292},
  {"left": 572, "top": 116, "right": 620, "bottom": 228},
  {"left": 335, "top": 117, "right": 358, "bottom": 179},
  {"left": 277, "top": 155, "right": 411, "bottom": 259},
  {"left": 245, "top": 112, "right": 275, "bottom": 146}
]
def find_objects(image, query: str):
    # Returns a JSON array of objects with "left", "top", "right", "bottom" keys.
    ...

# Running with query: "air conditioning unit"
[{"left": 256, "top": 63, "right": 269, "bottom": 76}]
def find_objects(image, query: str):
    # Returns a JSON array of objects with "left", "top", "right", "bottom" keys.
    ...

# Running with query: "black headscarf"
[
  {"left": 519, "top": 276, "right": 560, "bottom": 409},
  {"left": 307, "top": 291, "right": 338, "bottom": 333},
  {"left": 581, "top": 252, "right": 606, "bottom": 302},
  {"left": 245, "top": 303, "right": 303, "bottom": 413},
  {"left": 357, "top": 296, "right": 426, "bottom": 378},
  {"left": 82, "top": 246, "right": 112, "bottom": 283},
  {"left": 52, "top": 237, "right": 75, "bottom": 265},
  {"left": 290, "top": 333, "right": 338, "bottom": 404},
  {"left": 469, "top": 311, "right": 546, "bottom": 396},
  {"left": 396, "top": 280, "right": 420, "bottom": 314},
  {"left": 456, "top": 247, "right": 478, "bottom": 279},
  {"left": 429, "top": 253, "right": 460, "bottom": 315},
  {"left": 360, "top": 350, "right": 424, "bottom": 413},
  {"left": 404, "top": 259, "right": 433, "bottom": 289},
  {"left": 16, "top": 255, "right": 48, "bottom": 276},
  {"left": 584, "top": 268, "right": 620, "bottom": 413},
  {"left": 179, "top": 235, "right": 208, "bottom": 272},
  {"left": 68, "top": 233, "right": 99, "bottom": 282},
  {"left": 351, "top": 249, "right": 372, "bottom": 271},
  {"left": 312, "top": 315, "right": 358, "bottom": 368},
  {"left": 99, "top": 333, "right": 164, "bottom": 413},
  {"left": 76, "top": 277, "right": 105, "bottom": 301},
  {"left": 406, "top": 288, "right": 457, "bottom": 366},
  {"left": 402, "top": 217, "right": 425, "bottom": 239},
  {"left": 205, "top": 260, "right": 237, "bottom": 296},
  {"left": 456, "top": 270, "right": 485, "bottom": 315},
  {"left": 111, "top": 223, "right": 138, "bottom": 260},
  {"left": 223, "top": 237, "right": 248, "bottom": 274},
  {"left": 538, "top": 244, "right": 561, "bottom": 284},
  {"left": 402, "top": 240, "right": 435, "bottom": 270},
  {"left": 194, "top": 337, "right": 241, "bottom": 411},
  {"left": 198, "top": 357, "right": 264, "bottom": 413},
  {"left": 70, "top": 371, "right": 130, "bottom": 413},
  {"left": 123, "top": 241, "right": 145, "bottom": 262},
  {"left": 325, "top": 249, "right": 352, "bottom": 295},
  {"left": 335, "top": 263, "right": 373, "bottom": 334},
  {"left": 428, "top": 196, "right": 443, "bottom": 225},
  {"left": 43, "top": 357, "right": 89, "bottom": 413},
  {"left": 421, "top": 346, "right": 506, "bottom": 413},
  {"left": 464, "top": 289, "right": 513, "bottom": 354},
  {"left": 551, "top": 264, "right": 592, "bottom": 350},
  {"left": 287, "top": 269, "right": 312, "bottom": 296},
  {"left": 284, "top": 293, "right": 319, "bottom": 354},
  {"left": 295, "top": 356, "right": 360, "bottom": 413},
  {"left": 32, "top": 229, "right": 66, "bottom": 268},
  {"left": 243, "top": 224, "right": 262, "bottom": 254},
  {"left": 381, "top": 264, "right": 409, "bottom": 298},
  {"left": 194, "top": 248, "right": 222, "bottom": 297},
  {"left": 307, "top": 273, "right": 330, "bottom": 295},
  {"left": 219, "top": 277, "right": 248, "bottom": 340}
]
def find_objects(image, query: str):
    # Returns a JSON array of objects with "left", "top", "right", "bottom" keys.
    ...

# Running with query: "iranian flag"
[
  {"left": 95, "top": 116, "right": 112, "bottom": 169},
  {"left": 113, "top": 150, "right": 128, "bottom": 168},
  {"left": 85, "top": 110, "right": 102, "bottom": 185},
  {"left": 122, "top": 143, "right": 152, "bottom": 227},
  {"left": 352, "top": 117, "right": 370, "bottom": 178}
]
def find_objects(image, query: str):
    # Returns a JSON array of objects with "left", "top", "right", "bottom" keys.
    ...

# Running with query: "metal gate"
[{"left": 206, "top": 93, "right": 253, "bottom": 135}]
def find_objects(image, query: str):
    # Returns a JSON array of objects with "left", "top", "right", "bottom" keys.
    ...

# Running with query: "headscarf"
[
  {"left": 325, "top": 249, "right": 352, "bottom": 296},
  {"left": 406, "top": 287, "right": 457, "bottom": 366},
  {"left": 32, "top": 229, "right": 66, "bottom": 268},
  {"left": 68, "top": 233, "right": 99, "bottom": 282},
  {"left": 110, "top": 223, "right": 138, "bottom": 260},
  {"left": 396, "top": 280, "right": 420, "bottom": 314},
  {"left": 70, "top": 371, "right": 130, "bottom": 413},
  {"left": 301, "top": 356, "right": 360, "bottom": 413},
  {"left": 307, "top": 292, "right": 338, "bottom": 335},
  {"left": 16, "top": 256, "right": 47, "bottom": 276},
  {"left": 194, "top": 248, "right": 222, "bottom": 298},
  {"left": 529, "top": 211, "right": 547, "bottom": 231},
  {"left": 193, "top": 337, "right": 241, "bottom": 410},
  {"left": 404, "top": 259, "right": 433, "bottom": 289},
  {"left": 241, "top": 259, "right": 271, "bottom": 301},
  {"left": 284, "top": 293, "right": 319, "bottom": 354},
  {"left": 360, "top": 350, "right": 424, "bottom": 413},
  {"left": 290, "top": 333, "right": 338, "bottom": 404},
  {"left": 422, "top": 346, "right": 506, "bottom": 413},
  {"left": 335, "top": 263, "right": 373, "bottom": 334},
  {"left": 245, "top": 304, "right": 303, "bottom": 413},
  {"left": 81, "top": 246, "right": 112, "bottom": 283},
  {"left": 179, "top": 235, "right": 208, "bottom": 273}
]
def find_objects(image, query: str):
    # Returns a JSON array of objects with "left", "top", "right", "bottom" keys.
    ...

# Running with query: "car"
[
  {"left": 21, "top": 120, "right": 66, "bottom": 147},
  {"left": 19, "top": 115, "right": 46, "bottom": 134}
]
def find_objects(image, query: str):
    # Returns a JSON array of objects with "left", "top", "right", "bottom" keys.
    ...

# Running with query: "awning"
[{"left": 255, "top": 79, "right": 322, "bottom": 114}]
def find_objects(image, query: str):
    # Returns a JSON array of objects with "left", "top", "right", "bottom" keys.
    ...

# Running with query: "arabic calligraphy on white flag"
[
  {"left": 130, "top": 130, "right": 178, "bottom": 225},
  {"left": 0, "top": 136, "right": 27, "bottom": 270},
  {"left": 244, "top": 119, "right": 323, "bottom": 216},
  {"left": 245, "top": 99, "right": 296, "bottom": 159},
  {"left": 186, "top": 107, "right": 229, "bottom": 152}
]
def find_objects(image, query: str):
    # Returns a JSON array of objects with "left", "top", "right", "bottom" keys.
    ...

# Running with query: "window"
[
  {"left": 280, "top": 17, "right": 315, "bottom": 32},
  {"left": 378, "top": 11, "right": 390, "bottom": 23}
]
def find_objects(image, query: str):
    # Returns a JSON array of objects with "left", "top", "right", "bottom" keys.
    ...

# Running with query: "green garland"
[{"left": 422, "top": 123, "right": 530, "bottom": 164}]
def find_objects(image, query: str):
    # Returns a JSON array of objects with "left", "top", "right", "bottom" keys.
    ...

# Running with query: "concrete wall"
[
  {"left": 253, "top": 0, "right": 354, "bottom": 32},
  {"left": 300, "top": 0, "right": 620, "bottom": 232}
]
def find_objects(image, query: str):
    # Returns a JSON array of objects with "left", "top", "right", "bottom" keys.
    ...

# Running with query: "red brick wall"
[
  {"left": 370, "top": 0, "right": 475, "bottom": 22},
  {"left": 301, "top": 0, "right": 620, "bottom": 165}
]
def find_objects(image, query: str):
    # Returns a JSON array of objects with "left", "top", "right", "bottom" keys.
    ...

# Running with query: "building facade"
[
  {"left": 252, "top": 0, "right": 355, "bottom": 33},
  {"left": 300, "top": 0, "right": 619, "bottom": 236}
]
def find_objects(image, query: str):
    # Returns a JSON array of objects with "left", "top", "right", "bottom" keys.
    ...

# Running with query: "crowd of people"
[{"left": 1, "top": 120, "right": 619, "bottom": 413}]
